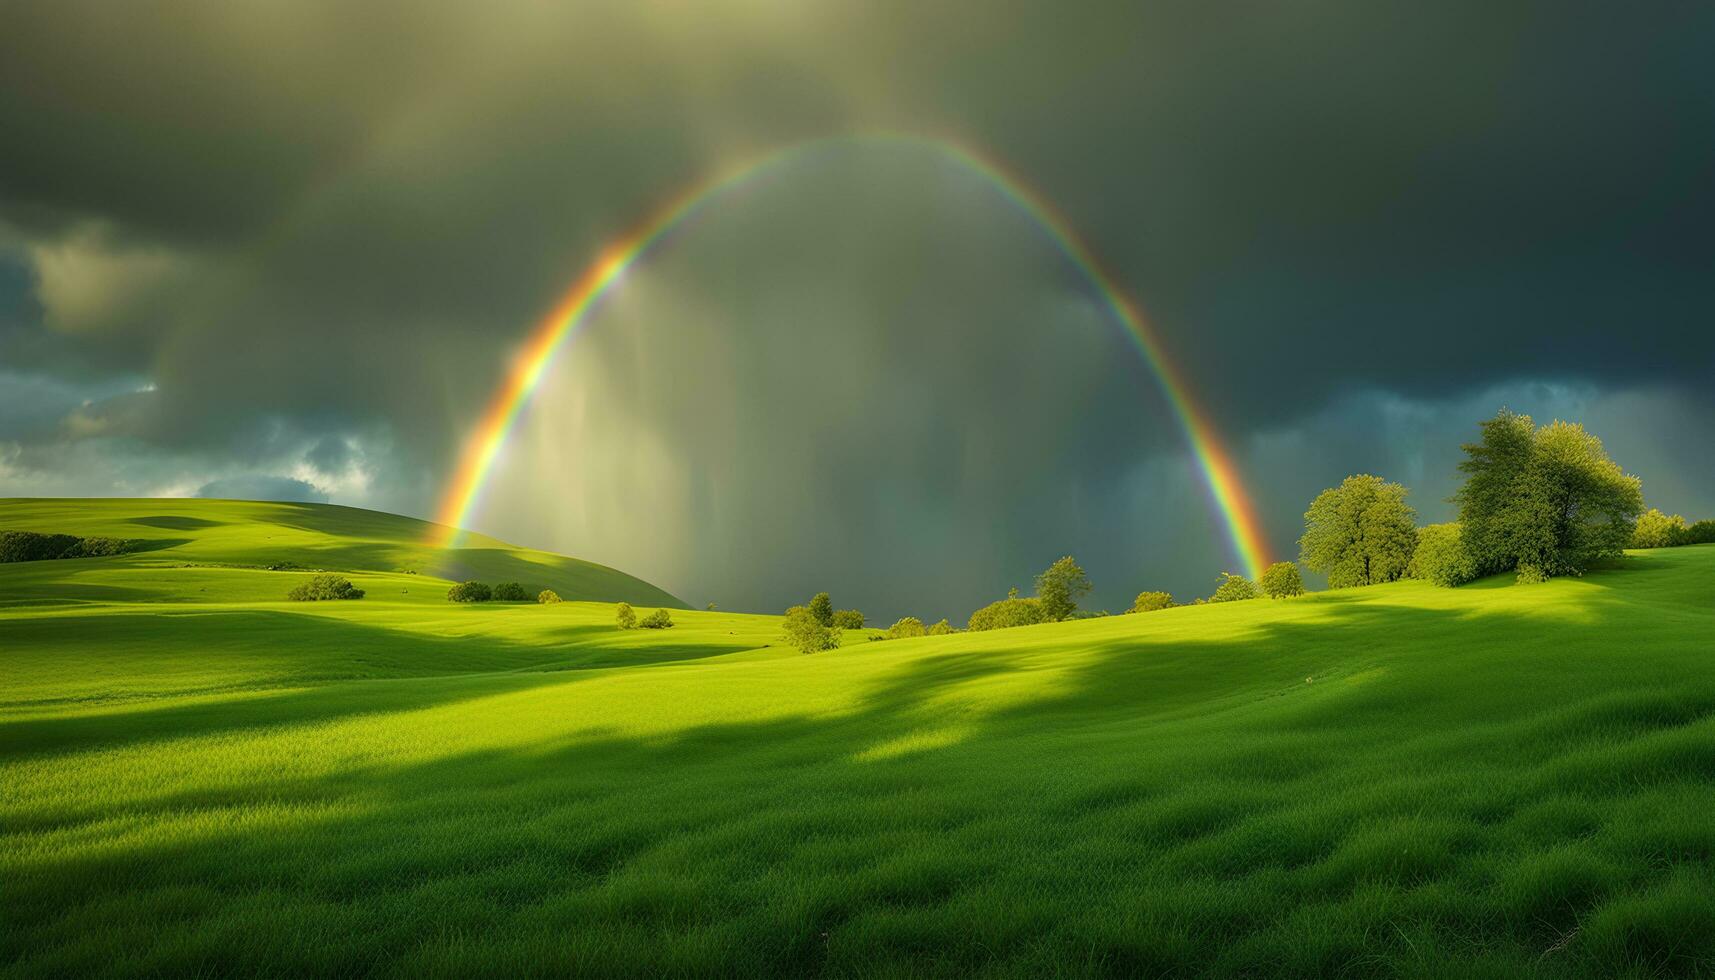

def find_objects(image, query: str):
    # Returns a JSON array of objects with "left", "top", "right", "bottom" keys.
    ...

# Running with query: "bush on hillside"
[
  {"left": 1631, "top": 509, "right": 1689, "bottom": 549},
  {"left": 1034, "top": 555, "right": 1092, "bottom": 622},
  {"left": 1409, "top": 523, "right": 1478, "bottom": 587},
  {"left": 615, "top": 602, "right": 636, "bottom": 629},
  {"left": 1259, "top": 562, "right": 1305, "bottom": 598},
  {"left": 966, "top": 595, "right": 1045, "bottom": 632},
  {"left": 927, "top": 618, "right": 953, "bottom": 635},
  {"left": 782, "top": 604, "right": 839, "bottom": 653},
  {"left": 807, "top": 592, "right": 834, "bottom": 627},
  {"left": 831, "top": 608, "right": 865, "bottom": 629},
  {"left": 492, "top": 581, "right": 530, "bottom": 602},
  {"left": 1130, "top": 591, "right": 1174, "bottom": 613},
  {"left": 1300, "top": 475, "right": 1417, "bottom": 588},
  {"left": 64, "top": 537, "right": 134, "bottom": 558},
  {"left": 638, "top": 608, "right": 674, "bottom": 629},
  {"left": 287, "top": 573, "right": 364, "bottom": 601},
  {"left": 887, "top": 616, "right": 926, "bottom": 639},
  {"left": 537, "top": 589, "right": 562, "bottom": 604},
  {"left": 1688, "top": 520, "right": 1715, "bottom": 545},
  {"left": 1455, "top": 410, "right": 1642, "bottom": 580},
  {"left": 1209, "top": 572, "right": 1260, "bottom": 603},
  {"left": 0, "top": 530, "right": 135, "bottom": 563},
  {"left": 447, "top": 581, "right": 492, "bottom": 603}
]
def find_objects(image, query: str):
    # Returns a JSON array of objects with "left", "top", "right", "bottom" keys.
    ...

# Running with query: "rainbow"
[{"left": 432, "top": 133, "right": 1271, "bottom": 580}]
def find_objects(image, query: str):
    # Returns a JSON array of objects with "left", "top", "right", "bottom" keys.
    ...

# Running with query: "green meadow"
[{"left": 3, "top": 498, "right": 1713, "bottom": 978}]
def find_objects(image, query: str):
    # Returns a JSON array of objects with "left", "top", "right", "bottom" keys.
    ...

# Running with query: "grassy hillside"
[{"left": 3, "top": 499, "right": 1713, "bottom": 977}]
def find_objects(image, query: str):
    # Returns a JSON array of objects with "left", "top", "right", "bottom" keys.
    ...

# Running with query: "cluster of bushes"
[
  {"left": 967, "top": 557, "right": 1091, "bottom": 632},
  {"left": 615, "top": 602, "right": 673, "bottom": 630},
  {"left": 287, "top": 574, "right": 364, "bottom": 601},
  {"left": 446, "top": 581, "right": 536, "bottom": 602},
  {"left": 1630, "top": 509, "right": 1715, "bottom": 549},
  {"left": 0, "top": 531, "right": 136, "bottom": 564}
]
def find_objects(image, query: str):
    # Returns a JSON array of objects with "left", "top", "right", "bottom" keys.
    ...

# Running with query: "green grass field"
[{"left": 4, "top": 498, "right": 1713, "bottom": 977}]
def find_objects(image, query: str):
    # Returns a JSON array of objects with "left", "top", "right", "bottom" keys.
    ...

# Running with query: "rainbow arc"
[{"left": 432, "top": 133, "right": 1271, "bottom": 581}]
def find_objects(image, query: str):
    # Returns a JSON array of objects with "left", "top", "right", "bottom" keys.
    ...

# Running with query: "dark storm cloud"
[
  {"left": 196, "top": 475, "right": 328, "bottom": 504},
  {"left": 2, "top": 0, "right": 1711, "bottom": 613}
]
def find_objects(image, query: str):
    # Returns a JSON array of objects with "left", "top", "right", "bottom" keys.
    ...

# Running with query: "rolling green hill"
[{"left": 3, "top": 499, "right": 1713, "bottom": 977}]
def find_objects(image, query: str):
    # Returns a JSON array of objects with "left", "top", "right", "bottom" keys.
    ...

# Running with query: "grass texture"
[{"left": 3, "top": 498, "right": 1713, "bottom": 977}]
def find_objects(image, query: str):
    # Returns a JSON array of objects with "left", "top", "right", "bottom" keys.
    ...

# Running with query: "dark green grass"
[{"left": 3, "top": 499, "right": 1713, "bottom": 977}]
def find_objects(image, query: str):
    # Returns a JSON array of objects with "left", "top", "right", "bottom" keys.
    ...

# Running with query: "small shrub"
[
  {"left": 1208, "top": 572, "right": 1260, "bottom": 603},
  {"left": 927, "top": 618, "right": 953, "bottom": 635},
  {"left": 1259, "top": 562, "right": 1305, "bottom": 598},
  {"left": 966, "top": 596, "right": 1045, "bottom": 631},
  {"left": 887, "top": 616, "right": 926, "bottom": 639},
  {"left": 1410, "top": 523, "right": 1478, "bottom": 587},
  {"left": 288, "top": 573, "right": 364, "bottom": 601},
  {"left": 64, "top": 537, "right": 134, "bottom": 558},
  {"left": 447, "top": 581, "right": 492, "bottom": 603},
  {"left": 1631, "top": 509, "right": 1689, "bottom": 549},
  {"left": 782, "top": 604, "right": 840, "bottom": 653},
  {"left": 638, "top": 608, "right": 674, "bottom": 629},
  {"left": 1130, "top": 590, "right": 1174, "bottom": 613},
  {"left": 706, "top": 602, "right": 718, "bottom": 611},
  {"left": 1688, "top": 520, "right": 1715, "bottom": 545},
  {"left": 807, "top": 592, "right": 834, "bottom": 626},
  {"left": 615, "top": 602, "right": 636, "bottom": 630},
  {"left": 492, "top": 581, "right": 530, "bottom": 602},
  {"left": 537, "top": 589, "right": 562, "bottom": 604},
  {"left": 831, "top": 609, "right": 865, "bottom": 629}
]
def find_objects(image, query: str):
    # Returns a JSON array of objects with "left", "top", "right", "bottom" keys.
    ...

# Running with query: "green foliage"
[
  {"left": 1631, "top": 509, "right": 1689, "bottom": 549},
  {"left": 1258, "top": 561, "right": 1304, "bottom": 598},
  {"left": 447, "top": 581, "right": 492, "bottom": 603},
  {"left": 1299, "top": 474, "right": 1417, "bottom": 588},
  {"left": 1208, "top": 572, "right": 1260, "bottom": 603},
  {"left": 0, "top": 530, "right": 136, "bottom": 563},
  {"left": 492, "top": 581, "right": 530, "bottom": 602},
  {"left": 807, "top": 592, "right": 834, "bottom": 627},
  {"left": 831, "top": 609, "right": 865, "bottom": 630},
  {"left": 1033, "top": 555, "right": 1091, "bottom": 622},
  {"left": 1688, "top": 520, "right": 1715, "bottom": 545},
  {"left": 782, "top": 604, "right": 840, "bottom": 653},
  {"left": 887, "top": 616, "right": 926, "bottom": 639},
  {"left": 1409, "top": 523, "right": 1478, "bottom": 588},
  {"left": 705, "top": 602, "right": 718, "bottom": 611},
  {"left": 1130, "top": 590, "right": 1175, "bottom": 613},
  {"left": 286, "top": 573, "right": 364, "bottom": 601},
  {"left": 966, "top": 596, "right": 1045, "bottom": 631},
  {"left": 1456, "top": 410, "right": 1643, "bottom": 581},
  {"left": 637, "top": 608, "right": 674, "bottom": 629},
  {"left": 615, "top": 602, "right": 636, "bottom": 630},
  {"left": 926, "top": 618, "right": 953, "bottom": 635},
  {"left": 537, "top": 589, "right": 562, "bottom": 604}
]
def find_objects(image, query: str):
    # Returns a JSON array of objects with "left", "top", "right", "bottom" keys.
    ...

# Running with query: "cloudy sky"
[{"left": 3, "top": 1, "right": 1711, "bottom": 619}]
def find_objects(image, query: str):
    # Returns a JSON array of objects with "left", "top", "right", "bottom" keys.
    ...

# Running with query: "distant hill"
[{"left": 0, "top": 497, "right": 683, "bottom": 608}]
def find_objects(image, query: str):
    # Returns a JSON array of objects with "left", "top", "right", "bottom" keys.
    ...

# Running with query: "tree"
[
  {"left": 831, "top": 609, "right": 865, "bottom": 629},
  {"left": 887, "top": 616, "right": 926, "bottom": 639},
  {"left": 287, "top": 573, "right": 364, "bottom": 601},
  {"left": 1129, "top": 591, "right": 1174, "bottom": 613},
  {"left": 638, "top": 608, "right": 674, "bottom": 629},
  {"left": 1259, "top": 561, "right": 1304, "bottom": 598},
  {"left": 1299, "top": 474, "right": 1417, "bottom": 588},
  {"left": 927, "top": 619, "right": 953, "bottom": 635},
  {"left": 1208, "top": 572, "right": 1260, "bottom": 603},
  {"left": 1409, "top": 523, "right": 1477, "bottom": 587},
  {"left": 807, "top": 592, "right": 834, "bottom": 627},
  {"left": 1455, "top": 411, "right": 1642, "bottom": 581},
  {"left": 967, "top": 595, "right": 1045, "bottom": 631},
  {"left": 615, "top": 601, "right": 636, "bottom": 629},
  {"left": 1688, "top": 520, "right": 1715, "bottom": 545},
  {"left": 1034, "top": 556, "right": 1091, "bottom": 622},
  {"left": 782, "top": 604, "right": 840, "bottom": 653},
  {"left": 492, "top": 581, "right": 529, "bottom": 601},
  {"left": 1631, "top": 509, "right": 1689, "bottom": 549},
  {"left": 447, "top": 581, "right": 491, "bottom": 603},
  {"left": 537, "top": 589, "right": 562, "bottom": 604}
]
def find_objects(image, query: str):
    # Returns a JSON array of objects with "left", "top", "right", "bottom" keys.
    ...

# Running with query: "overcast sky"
[{"left": 3, "top": 1, "right": 1712, "bottom": 619}]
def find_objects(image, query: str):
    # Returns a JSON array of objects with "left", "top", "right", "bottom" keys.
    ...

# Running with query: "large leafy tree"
[
  {"left": 1455, "top": 411, "right": 1642, "bottom": 580},
  {"left": 1034, "top": 556, "right": 1091, "bottom": 622},
  {"left": 1299, "top": 475, "right": 1418, "bottom": 588}
]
